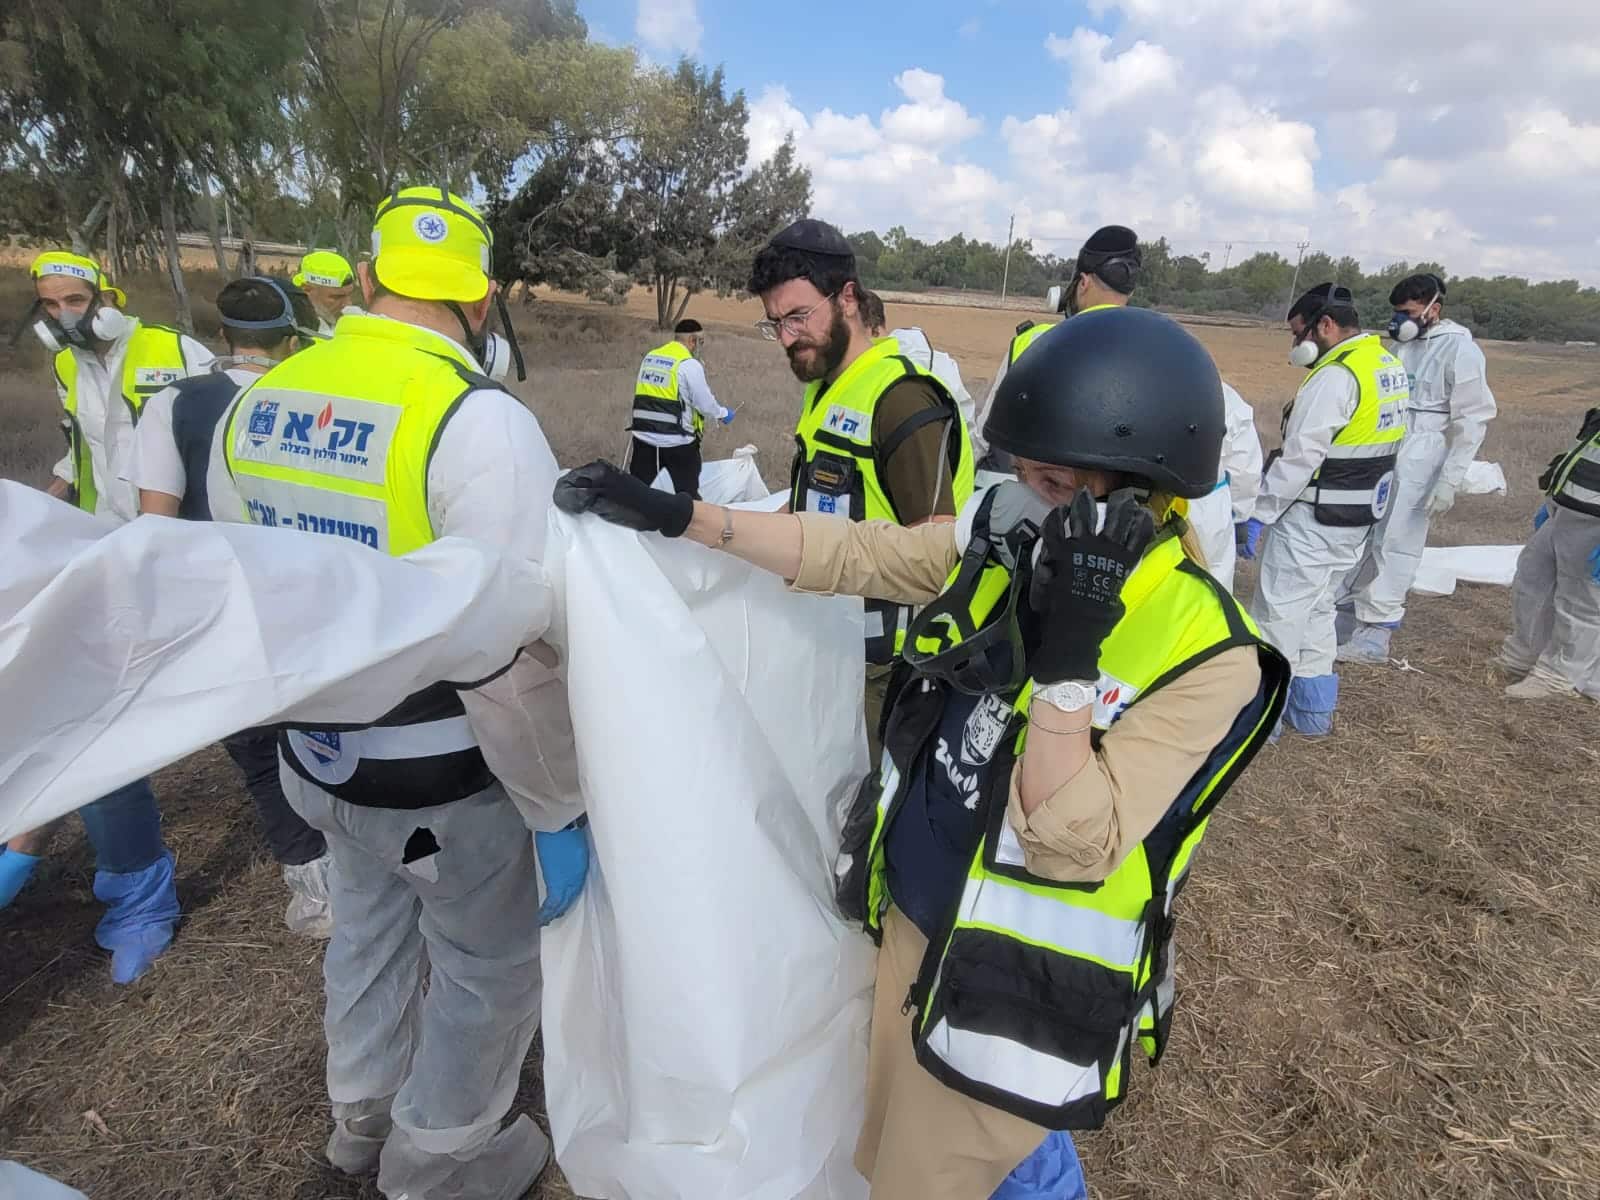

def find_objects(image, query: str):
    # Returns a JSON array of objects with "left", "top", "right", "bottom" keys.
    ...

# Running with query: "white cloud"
[
  {"left": 635, "top": 0, "right": 702, "bottom": 57},
  {"left": 1193, "top": 91, "right": 1318, "bottom": 212},
  {"left": 1044, "top": 29, "right": 1178, "bottom": 115},
  {"left": 880, "top": 69, "right": 982, "bottom": 147}
]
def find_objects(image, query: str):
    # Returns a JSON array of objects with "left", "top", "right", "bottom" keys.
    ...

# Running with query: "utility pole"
[
  {"left": 1221, "top": 242, "right": 1233, "bottom": 271},
  {"left": 1286, "top": 240, "right": 1311, "bottom": 314},
  {"left": 999, "top": 213, "right": 1015, "bottom": 301}
]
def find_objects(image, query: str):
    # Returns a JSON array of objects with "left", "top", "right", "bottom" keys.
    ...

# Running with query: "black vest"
[{"left": 169, "top": 372, "right": 248, "bottom": 521}]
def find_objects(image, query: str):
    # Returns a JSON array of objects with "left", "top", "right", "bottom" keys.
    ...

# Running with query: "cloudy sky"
[{"left": 584, "top": 0, "right": 1600, "bottom": 283}]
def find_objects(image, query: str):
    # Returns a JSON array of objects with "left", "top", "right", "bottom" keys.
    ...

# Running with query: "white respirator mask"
[
  {"left": 1387, "top": 289, "right": 1440, "bottom": 343},
  {"left": 480, "top": 331, "right": 513, "bottom": 382},
  {"left": 1287, "top": 337, "right": 1321, "bottom": 368},
  {"left": 32, "top": 301, "right": 135, "bottom": 352}
]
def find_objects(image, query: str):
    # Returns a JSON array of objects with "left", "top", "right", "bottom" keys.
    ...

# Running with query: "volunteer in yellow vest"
[
  {"left": 294, "top": 249, "right": 358, "bottom": 335},
  {"left": 209, "top": 187, "right": 587, "bottom": 1200},
  {"left": 749, "top": 219, "right": 974, "bottom": 759},
  {"left": 627, "top": 317, "right": 731, "bottom": 498},
  {"left": 556, "top": 306, "right": 1289, "bottom": 1200},
  {"left": 971, "top": 225, "right": 1141, "bottom": 468},
  {"left": 0, "top": 253, "right": 213, "bottom": 984},
  {"left": 1239, "top": 283, "right": 1408, "bottom": 736}
]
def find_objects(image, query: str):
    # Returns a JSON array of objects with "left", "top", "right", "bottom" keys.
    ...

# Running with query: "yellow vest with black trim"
[
  {"left": 854, "top": 532, "right": 1289, "bottom": 1130},
  {"left": 220, "top": 312, "right": 501, "bottom": 810},
  {"left": 790, "top": 337, "right": 976, "bottom": 662},
  {"left": 630, "top": 340, "right": 703, "bottom": 439},
  {"left": 1292, "top": 334, "right": 1408, "bottom": 526},
  {"left": 55, "top": 323, "right": 190, "bottom": 514},
  {"left": 1542, "top": 407, "right": 1600, "bottom": 519},
  {"left": 1004, "top": 304, "right": 1119, "bottom": 367}
]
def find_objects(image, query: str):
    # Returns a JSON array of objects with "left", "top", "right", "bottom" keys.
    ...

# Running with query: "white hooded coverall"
[
  {"left": 891, "top": 327, "right": 975, "bottom": 433},
  {"left": 1503, "top": 506, "right": 1600, "bottom": 698},
  {"left": 1343, "top": 319, "right": 1494, "bottom": 624},
  {"left": 1185, "top": 383, "right": 1263, "bottom": 592},
  {"left": 1246, "top": 335, "right": 1372, "bottom": 679}
]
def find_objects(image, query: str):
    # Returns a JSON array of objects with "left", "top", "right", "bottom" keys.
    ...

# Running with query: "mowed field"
[{"left": 2, "top": 272, "right": 1598, "bottom": 1199}]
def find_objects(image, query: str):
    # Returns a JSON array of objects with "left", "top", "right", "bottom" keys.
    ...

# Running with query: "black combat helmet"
[{"left": 982, "top": 305, "right": 1224, "bottom": 499}]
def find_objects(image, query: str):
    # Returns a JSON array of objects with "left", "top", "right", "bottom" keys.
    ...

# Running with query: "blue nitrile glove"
[
  {"left": 0, "top": 850, "right": 43, "bottom": 908},
  {"left": 1589, "top": 542, "right": 1600, "bottom": 583},
  {"left": 536, "top": 817, "right": 590, "bottom": 926},
  {"left": 1236, "top": 518, "right": 1264, "bottom": 560},
  {"left": 1534, "top": 504, "right": 1550, "bottom": 531},
  {"left": 719, "top": 408, "right": 735, "bottom": 426}
]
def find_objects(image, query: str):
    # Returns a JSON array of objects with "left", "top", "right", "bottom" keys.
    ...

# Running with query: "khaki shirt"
[{"left": 792, "top": 513, "right": 1262, "bottom": 883}]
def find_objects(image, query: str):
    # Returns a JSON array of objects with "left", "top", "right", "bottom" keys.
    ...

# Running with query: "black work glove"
[
  {"left": 554, "top": 460, "right": 694, "bottom": 537},
  {"left": 1028, "top": 488, "right": 1156, "bottom": 685}
]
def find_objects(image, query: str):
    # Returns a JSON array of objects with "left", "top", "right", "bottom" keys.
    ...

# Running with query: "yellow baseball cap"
[
  {"left": 30, "top": 250, "right": 126, "bottom": 307},
  {"left": 370, "top": 187, "right": 492, "bottom": 304},
  {"left": 293, "top": 250, "right": 355, "bottom": 289}
]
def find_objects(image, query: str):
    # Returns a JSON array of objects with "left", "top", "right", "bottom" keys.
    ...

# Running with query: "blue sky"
[{"left": 581, "top": 0, "right": 1600, "bottom": 281}]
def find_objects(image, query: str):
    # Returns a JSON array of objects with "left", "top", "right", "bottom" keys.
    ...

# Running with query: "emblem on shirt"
[
  {"left": 822, "top": 405, "right": 869, "bottom": 439},
  {"left": 960, "top": 692, "right": 1011, "bottom": 766},
  {"left": 1093, "top": 674, "right": 1140, "bottom": 727},
  {"left": 246, "top": 398, "right": 280, "bottom": 446}
]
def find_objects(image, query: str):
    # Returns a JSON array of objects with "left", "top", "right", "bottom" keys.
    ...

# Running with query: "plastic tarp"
[
  {"left": 652, "top": 444, "right": 769, "bottom": 504},
  {"left": 1461, "top": 460, "right": 1508, "bottom": 497},
  {"left": 539, "top": 509, "right": 875, "bottom": 1200},
  {"left": 1412, "top": 544, "right": 1523, "bottom": 597},
  {"left": 0, "top": 482, "right": 549, "bottom": 841}
]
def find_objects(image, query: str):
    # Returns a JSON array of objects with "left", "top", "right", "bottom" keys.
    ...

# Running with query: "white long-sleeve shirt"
[
  {"left": 889, "top": 327, "right": 975, "bottom": 431},
  {"left": 634, "top": 351, "right": 728, "bottom": 448},
  {"left": 1221, "top": 383, "right": 1264, "bottom": 523},
  {"left": 1250, "top": 334, "right": 1364, "bottom": 525},
  {"left": 207, "top": 317, "right": 581, "bottom": 830},
  {"left": 1394, "top": 318, "right": 1496, "bottom": 491},
  {"left": 122, "top": 366, "right": 260, "bottom": 502},
  {"left": 51, "top": 321, "right": 215, "bottom": 524}
]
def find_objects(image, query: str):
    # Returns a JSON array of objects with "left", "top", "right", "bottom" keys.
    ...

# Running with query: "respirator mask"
[
  {"left": 1387, "top": 289, "right": 1440, "bottom": 343},
  {"left": 26, "top": 296, "right": 134, "bottom": 352}
]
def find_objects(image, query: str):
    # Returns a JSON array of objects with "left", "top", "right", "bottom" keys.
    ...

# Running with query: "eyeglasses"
[{"left": 755, "top": 292, "right": 836, "bottom": 341}]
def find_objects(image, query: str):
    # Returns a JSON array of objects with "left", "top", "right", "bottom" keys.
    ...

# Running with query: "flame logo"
[{"left": 316, "top": 403, "right": 334, "bottom": 431}]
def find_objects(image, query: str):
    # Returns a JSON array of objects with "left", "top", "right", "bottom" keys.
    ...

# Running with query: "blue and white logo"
[
  {"left": 291, "top": 729, "right": 360, "bottom": 786},
  {"left": 414, "top": 212, "right": 449, "bottom": 242},
  {"left": 246, "top": 398, "right": 279, "bottom": 446}
]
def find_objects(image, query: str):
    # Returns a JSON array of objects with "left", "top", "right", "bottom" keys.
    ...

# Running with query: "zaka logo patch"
[{"left": 1093, "top": 675, "right": 1139, "bottom": 727}]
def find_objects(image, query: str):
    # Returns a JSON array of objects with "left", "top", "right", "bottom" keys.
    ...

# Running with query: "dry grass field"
[{"left": 2, "top": 272, "right": 1597, "bottom": 1199}]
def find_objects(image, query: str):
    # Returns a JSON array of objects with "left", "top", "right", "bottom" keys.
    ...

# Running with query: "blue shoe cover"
[
  {"left": 992, "top": 1132, "right": 1088, "bottom": 1200},
  {"left": 1285, "top": 674, "right": 1339, "bottom": 737},
  {"left": 0, "top": 850, "right": 43, "bottom": 908},
  {"left": 94, "top": 851, "right": 179, "bottom": 984}
]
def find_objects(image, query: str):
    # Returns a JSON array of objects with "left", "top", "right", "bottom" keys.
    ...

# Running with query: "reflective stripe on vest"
[
  {"left": 222, "top": 313, "right": 498, "bottom": 809},
  {"left": 1546, "top": 414, "right": 1600, "bottom": 519},
  {"left": 55, "top": 324, "right": 190, "bottom": 514},
  {"left": 1297, "top": 335, "right": 1409, "bottom": 527},
  {"left": 858, "top": 533, "right": 1289, "bottom": 1130},
  {"left": 631, "top": 340, "right": 701, "bottom": 437},
  {"left": 790, "top": 338, "right": 977, "bottom": 662}
]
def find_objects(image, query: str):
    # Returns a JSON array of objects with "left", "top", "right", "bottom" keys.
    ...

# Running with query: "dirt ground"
[{"left": 2, "top": 275, "right": 1598, "bottom": 1199}]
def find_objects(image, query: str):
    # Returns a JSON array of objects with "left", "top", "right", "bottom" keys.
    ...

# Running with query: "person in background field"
[
  {"left": 1495, "top": 407, "right": 1600, "bottom": 701},
  {"left": 860, "top": 289, "right": 976, "bottom": 433},
  {"left": 0, "top": 252, "right": 214, "bottom": 984},
  {"left": 1185, "top": 383, "right": 1264, "bottom": 593},
  {"left": 626, "top": 317, "right": 731, "bottom": 498},
  {"left": 208, "top": 188, "right": 588, "bottom": 1200},
  {"left": 750, "top": 218, "right": 974, "bottom": 764},
  {"left": 970, "top": 225, "right": 1141, "bottom": 468},
  {"left": 294, "top": 249, "right": 358, "bottom": 335},
  {"left": 1337, "top": 272, "right": 1497, "bottom": 663},
  {"left": 555, "top": 305, "right": 1287, "bottom": 1200},
  {"left": 1239, "top": 283, "right": 1408, "bottom": 736},
  {"left": 123, "top": 276, "right": 335, "bottom": 937}
]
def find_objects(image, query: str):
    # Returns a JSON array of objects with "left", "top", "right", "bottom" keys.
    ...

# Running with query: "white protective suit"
[
  {"left": 207, "top": 319, "right": 578, "bottom": 1200},
  {"left": 1501, "top": 506, "right": 1600, "bottom": 699},
  {"left": 1185, "top": 383, "right": 1263, "bottom": 592},
  {"left": 50, "top": 319, "right": 215, "bottom": 524},
  {"left": 1342, "top": 319, "right": 1495, "bottom": 625},
  {"left": 1246, "top": 334, "right": 1369, "bottom": 682},
  {"left": 890, "top": 327, "right": 974, "bottom": 432}
]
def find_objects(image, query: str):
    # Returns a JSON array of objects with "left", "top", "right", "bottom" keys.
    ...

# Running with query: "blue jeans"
[{"left": 79, "top": 778, "right": 166, "bottom": 874}]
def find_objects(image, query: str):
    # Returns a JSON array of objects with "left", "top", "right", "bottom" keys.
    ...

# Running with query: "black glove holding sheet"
[
  {"left": 1028, "top": 488, "right": 1155, "bottom": 685},
  {"left": 554, "top": 460, "right": 694, "bottom": 537}
]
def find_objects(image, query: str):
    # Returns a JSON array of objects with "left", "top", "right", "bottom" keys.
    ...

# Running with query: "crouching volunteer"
[
  {"left": 207, "top": 187, "right": 586, "bottom": 1200},
  {"left": 556, "top": 305, "right": 1289, "bottom": 1200}
]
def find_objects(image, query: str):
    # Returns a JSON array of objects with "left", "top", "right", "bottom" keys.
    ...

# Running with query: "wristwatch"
[{"left": 1033, "top": 679, "right": 1097, "bottom": 713}]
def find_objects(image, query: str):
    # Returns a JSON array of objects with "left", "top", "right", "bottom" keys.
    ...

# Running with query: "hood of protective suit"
[
  {"left": 889, "top": 326, "right": 932, "bottom": 363},
  {"left": 1423, "top": 317, "right": 1471, "bottom": 341}
]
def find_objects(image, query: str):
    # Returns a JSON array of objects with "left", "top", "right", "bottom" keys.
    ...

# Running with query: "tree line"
[
  {"left": 1, "top": 0, "right": 810, "bottom": 331},
  {"left": 847, "top": 229, "right": 1600, "bottom": 344}
]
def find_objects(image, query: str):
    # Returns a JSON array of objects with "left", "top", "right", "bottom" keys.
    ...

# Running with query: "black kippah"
[{"left": 768, "top": 218, "right": 854, "bottom": 259}]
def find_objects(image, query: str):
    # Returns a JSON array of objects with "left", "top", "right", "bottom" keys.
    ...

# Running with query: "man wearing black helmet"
[
  {"left": 970, "top": 225, "right": 1141, "bottom": 467},
  {"left": 555, "top": 305, "right": 1288, "bottom": 1200},
  {"left": 1239, "top": 283, "right": 1408, "bottom": 736}
]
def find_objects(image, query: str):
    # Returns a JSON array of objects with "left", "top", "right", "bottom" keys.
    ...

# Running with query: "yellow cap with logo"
[
  {"left": 370, "top": 186, "right": 492, "bottom": 304},
  {"left": 293, "top": 249, "right": 355, "bottom": 289},
  {"left": 30, "top": 250, "right": 127, "bottom": 307}
]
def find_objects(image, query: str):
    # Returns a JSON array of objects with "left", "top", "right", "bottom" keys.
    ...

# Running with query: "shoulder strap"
[{"left": 1015, "top": 320, "right": 1035, "bottom": 335}]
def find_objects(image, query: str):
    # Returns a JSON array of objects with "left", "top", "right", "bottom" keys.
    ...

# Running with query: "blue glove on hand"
[
  {"left": 1589, "top": 542, "right": 1600, "bottom": 583},
  {"left": 1236, "top": 518, "right": 1264, "bottom": 560},
  {"left": 536, "top": 819, "right": 590, "bottom": 926},
  {"left": 719, "top": 408, "right": 735, "bottom": 426},
  {"left": 1534, "top": 505, "right": 1550, "bottom": 531},
  {"left": 0, "top": 850, "right": 42, "bottom": 908}
]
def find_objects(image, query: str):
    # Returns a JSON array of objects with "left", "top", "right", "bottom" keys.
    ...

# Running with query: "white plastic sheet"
[
  {"left": 0, "top": 482, "right": 549, "bottom": 840},
  {"left": 653, "top": 444, "right": 769, "bottom": 504},
  {"left": 1461, "top": 460, "right": 1508, "bottom": 497},
  {"left": 539, "top": 511, "right": 875, "bottom": 1200},
  {"left": 1412, "top": 544, "right": 1523, "bottom": 597}
]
